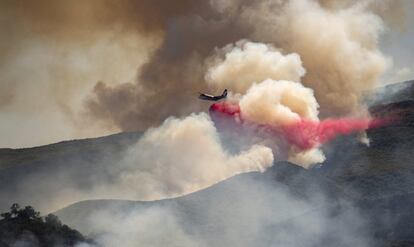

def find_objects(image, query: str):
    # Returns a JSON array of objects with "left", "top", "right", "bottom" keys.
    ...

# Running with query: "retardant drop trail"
[{"left": 209, "top": 101, "right": 391, "bottom": 150}]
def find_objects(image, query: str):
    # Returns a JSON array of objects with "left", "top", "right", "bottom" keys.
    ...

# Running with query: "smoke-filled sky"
[
  {"left": 1, "top": 2, "right": 414, "bottom": 246},
  {"left": 0, "top": 0, "right": 414, "bottom": 148}
]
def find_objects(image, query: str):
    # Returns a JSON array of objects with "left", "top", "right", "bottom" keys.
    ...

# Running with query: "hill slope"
[
  {"left": 1, "top": 80, "right": 414, "bottom": 246},
  {"left": 0, "top": 132, "right": 142, "bottom": 212},
  {"left": 54, "top": 122, "right": 414, "bottom": 246}
]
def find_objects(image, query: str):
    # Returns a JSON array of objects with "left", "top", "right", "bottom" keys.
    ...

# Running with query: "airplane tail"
[{"left": 222, "top": 89, "right": 228, "bottom": 97}]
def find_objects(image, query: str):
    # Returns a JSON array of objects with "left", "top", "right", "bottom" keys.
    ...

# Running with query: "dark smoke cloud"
[
  {"left": 0, "top": 0, "right": 411, "bottom": 147},
  {"left": 0, "top": 0, "right": 242, "bottom": 136},
  {"left": 319, "top": 0, "right": 407, "bottom": 29},
  {"left": 0, "top": 0, "right": 201, "bottom": 146},
  {"left": 85, "top": 0, "right": 407, "bottom": 132},
  {"left": 0, "top": 0, "right": 205, "bottom": 92},
  {"left": 0, "top": 0, "right": 201, "bottom": 36},
  {"left": 85, "top": 15, "right": 249, "bottom": 130}
]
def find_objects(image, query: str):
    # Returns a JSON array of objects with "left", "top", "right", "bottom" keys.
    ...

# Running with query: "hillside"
[
  {"left": 0, "top": 80, "right": 414, "bottom": 246},
  {"left": 0, "top": 131, "right": 142, "bottom": 170},
  {"left": 54, "top": 121, "right": 414, "bottom": 246},
  {"left": 0, "top": 132, "right": 142, "bottom": 212},
  {"left": 54, "top": 123, "right": 414, "bottom": 244}
]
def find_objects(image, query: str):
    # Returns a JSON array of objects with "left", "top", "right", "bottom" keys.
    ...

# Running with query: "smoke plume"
[
  {"left": 116, "top": 113, "right": 273, "bottom": 199},
  {"left": 58, "top": 171, "right": 373, "bottom": 247},
  {"left": 85, "top": 0, "right": 397, "bottom": 132},
  {"left": 238, "top": 79, "right": 319, "bottom": 126},
  {"left": 0, "top": 112, "right": 274, "bottom": 213},
  {"left": 0, "top": 0, "right": 168, "bottom": 147},
  {"left": 208, "top": 79, "right": 383, "bottom": 168},
  {"left": 205, "top": 41, "right": 306, "bottom": 93},
  {"left": 0, "top": 0, "right": 408, "bottom": 148}
]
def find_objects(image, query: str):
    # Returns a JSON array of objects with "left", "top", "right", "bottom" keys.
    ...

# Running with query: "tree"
[
  {"left": 1, "top": 203, "right": 93, "bottom": 246},
  {"left": 1, "top": 204, "right": 41, "bottom": 221},
  {"left": 1, "top": 203, "right": 20, "bottom": 219},
  {"left": 0, "top": 212, "right": 11, "bottom": 220},
  {"left": 45, "top": 214, "right": 62, "bottom": 228},
  {"left": 10, "top": 203, "right": 20, "bottom": 217},
  {"left": 17, "top": 206, "right": 40, "bottom": 221}
]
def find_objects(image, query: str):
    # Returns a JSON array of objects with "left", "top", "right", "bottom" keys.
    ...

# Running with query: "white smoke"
[
  {"left": 205, "top": 40, "right": 306, "bottom": 93},
  {"left": 84, "top": 207, "right": 205, "bottom": 247},
  {"left": 239, "top": 79, "right": 324, "bottom": 167},
  {"left": 238, "top": 80, "right": 327, "bottom": 168},
  {"left": 212, "top": 0, "right": 390, "bottom": 114},
  {"left": 114, "top": 113, "right": 274, "bottom": 200},
  {"left": 288, "top": 148, "right": 326, "bottom": 168},
  {"left": 72, "top": 112, "right": 275, "bottom": 202},
  {"left": 206, "top": 40, "right": 326, "bottom": 167},
  {"left": 60, "top": 172, "right": 372, "bottom": 247},
  {"left": 0, "top": 112, "right": 274, "bottom": 213},
  {"left": 239, "top": 79, "right": 319, "bottom": 126}
]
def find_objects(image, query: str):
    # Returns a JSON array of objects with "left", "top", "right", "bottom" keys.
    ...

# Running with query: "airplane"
[{"left": 199, "top": 89, "right": 227, "bottom": 101}]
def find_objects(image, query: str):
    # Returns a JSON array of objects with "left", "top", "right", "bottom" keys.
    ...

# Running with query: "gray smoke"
[
  {"left": 58, "top": 172, "right": 372, "bottom": 247},
  {"left": 0, "top": 0, "right": 411, "bottom": 147},
  {"left": 85, "top": 0, "right": 400, "bottom": 132}
]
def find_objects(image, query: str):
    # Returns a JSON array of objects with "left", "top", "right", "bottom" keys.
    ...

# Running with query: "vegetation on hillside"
[{"left": 0, "top": 203, "right": 93, "bottom": 247}]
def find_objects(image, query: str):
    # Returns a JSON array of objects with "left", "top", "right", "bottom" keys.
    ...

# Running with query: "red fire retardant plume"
[
  {"left": 282, "top": 119, "right": 371, "bottom": 150},
  {"left": 209, "top": 101, "right": 241, "bottom": 116},
  {"left": 209, "top": 101, "right": 388, "bottom": 150}
]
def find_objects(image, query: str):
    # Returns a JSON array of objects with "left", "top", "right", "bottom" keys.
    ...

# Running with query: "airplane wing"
[{"left": 199, "top": 93, "right": 217, "bottom": 101}]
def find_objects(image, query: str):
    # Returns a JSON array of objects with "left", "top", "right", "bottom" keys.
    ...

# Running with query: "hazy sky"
[
  {"left": 380, "top": 1, "right": 414, "bottom": 83},
  {"left": 0, "top": 0, "right": 413, "bottom": 148}
]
